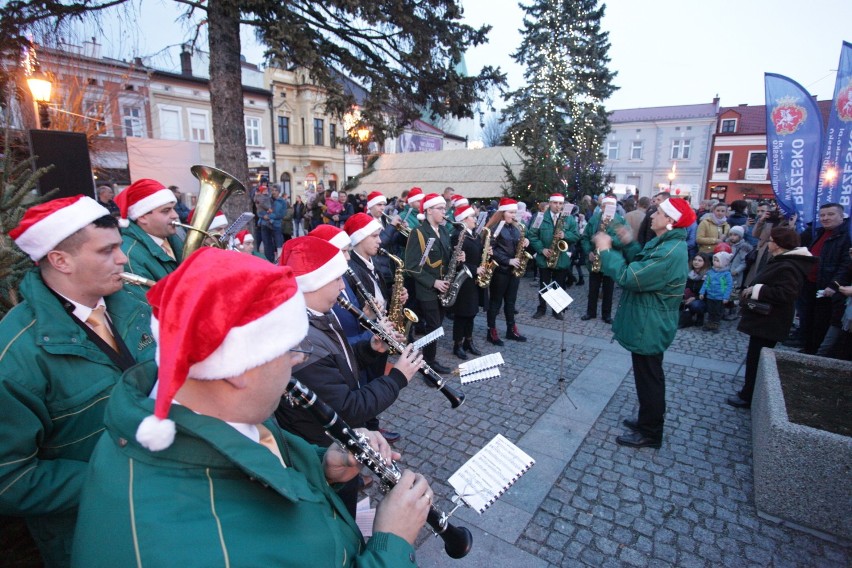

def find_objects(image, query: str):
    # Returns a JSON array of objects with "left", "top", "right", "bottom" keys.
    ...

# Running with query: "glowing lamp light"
[
  {"left": 356, "top": 127, "right": 370, "bottom": 143},
  {"left": 823, "top": 166, "right": 838, "bottom": 185},
  {"left": 27, "top": 71, "right": 52, "bottom": 103}
]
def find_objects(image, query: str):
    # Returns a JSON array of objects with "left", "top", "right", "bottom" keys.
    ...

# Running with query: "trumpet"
[
  {"left": 119, "top": 272, "right": 156, "bottom": 287},
  {"left": 283, "top": 378, "right": 473, "bottom": 558},
  {"left": 337, "top": 295, "right": 465, "bottom": 409},
  {"left": 382, "top": 212, "right": 410, "bottom": 237}
]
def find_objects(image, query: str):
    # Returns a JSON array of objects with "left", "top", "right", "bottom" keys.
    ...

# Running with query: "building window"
[
  {"left": 278, "top": 116, "right": 290, "bottom": 144},
  {"left": 281, "top": 172, "right": 291, "bottom": 196},
  {"left": 720, "top": 119, "right": 737, "bottom": 133},
  {"left": 714, "top": 152, "right": 731, "bottom": 173},
  {"left": 245, "top": 117, "right": 261, "bottom": 147},
  {"left": 314, "top": 118, "right": 324, "bottom": 146},
  {"left": 630, "top": 140, "right": 643, "bottom": 160},
  {"left": 188, "top": 110, "right": 209, "bottom": 142},
  {"left": 123, "top": 105, "right": 144, "bottom": 137},
  {"left": 671, "top": 139, "right": 691, "bottom": 160},
  {"left": 158, "top": 105, "right": 182, "bottom": 140},
  {"left": 330, "top": 123, "right": 337, "bottom": 149},
  {"left": 606, "top": 141, "right": 619, "bottom": 160},
  {"left": 748, "top": 151, "right": 767, "bottom": 169},
  {"left": 85, "top": 100, "right": 108, "bottom": 136}
]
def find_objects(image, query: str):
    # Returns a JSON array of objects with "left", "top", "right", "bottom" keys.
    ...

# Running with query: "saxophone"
[
  {"left": 511, "top": 223, "right": 533, "bottom": 278},
  {"left": 476, "top": 227, "right": 498, "bottom": 288},
  {"left": 590, "top": 215, "right": 612, "bottom": 273},
  {"left": 439, "top": 230, "right": 472, "bottom": 308},
  {"left": 545, "top": 212, "right": 570, "bottom": 269},
  {"left": 378, "top": 248, "right": 418, "bottom": 334}
]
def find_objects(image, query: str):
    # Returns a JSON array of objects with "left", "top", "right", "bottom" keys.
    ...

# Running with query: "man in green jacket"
[
  {"left": 593, "top": 198, "right": 694, "bottom": 449},
  {"left": 72, "top": 248, "right": 432, "bottom": 567},
  {"left": 114, "top": 178, "right": 184, "bottom": 289},
  {"left": 1, "top": 196, "right": 155, "bottom": 567},
  {"left": 529, "top": 193, "right": 580, "bottom": 319}
]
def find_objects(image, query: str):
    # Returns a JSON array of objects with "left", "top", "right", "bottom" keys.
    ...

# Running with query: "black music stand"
[{"left": 539, "top": 281, "right": 577, "bottom": 409}]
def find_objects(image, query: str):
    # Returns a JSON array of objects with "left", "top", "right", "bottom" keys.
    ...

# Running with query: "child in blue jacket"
[{"left": 699, "top": 251, "right": 733, "bottom": 332}]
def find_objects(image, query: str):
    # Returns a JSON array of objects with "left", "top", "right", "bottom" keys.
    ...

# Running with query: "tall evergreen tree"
[{"left": 502, "top": 0, "right": 616, "bottom": 204}]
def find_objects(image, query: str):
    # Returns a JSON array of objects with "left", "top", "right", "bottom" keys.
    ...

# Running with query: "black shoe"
[
  {"left": 603, "top": 317, "right": 613, "bottom": 324},
  {"left": 453, "top": 344, "right": 468, "bottom": 360},
  {"left": 514, "top": 309, "right": 519, "bottom": 315},
  {"left": 622, "top": 418, "right": 640, "bottom": 431},
  {"left": 581, "top": 314, "right": 595, "bottom": 321},
  {"left": 616, "top": 432, "right": 661, "bottom": 449},
  {"left": 532, "top": 308, "right": 546, "bottom": 319},
  {"left": 428, "top": 360, "right": 451, "bottom": 374},
  {"left": 486, "top": 328, "right": 504, "bottom": 346},
  {"left": 379, "top": 429, "right": 401, "bottom": 443},
  {"left": 506, "top": 325, "right": 527, "bottom": 342},
  {"left": 576, "top": 279, "right": 585, "bottom": 286},
  {"left": 553, "top": 311, "right": 564, "bottom": 320},
  {"left": 463, "top": 339, "right": 482, "bottom": 356},
  {"left": 726, "top": 395, "right": 750, "bottom": 409}
]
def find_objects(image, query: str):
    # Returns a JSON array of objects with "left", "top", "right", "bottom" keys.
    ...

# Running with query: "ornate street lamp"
[
  {"left": 667, "top": 162, "right": 676, "bottom": 191},
  {"left": 27, "top": 70, "right": 53, "bottom": 129}
]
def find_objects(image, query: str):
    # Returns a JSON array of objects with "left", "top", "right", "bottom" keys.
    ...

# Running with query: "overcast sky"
[{"left": 82, "top": 0, "right": 850, "bottom": 111}]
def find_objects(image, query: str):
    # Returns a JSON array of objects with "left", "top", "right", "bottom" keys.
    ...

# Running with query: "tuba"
[{"left": 180, "top": 165, "right": 246, "bottom": 258}]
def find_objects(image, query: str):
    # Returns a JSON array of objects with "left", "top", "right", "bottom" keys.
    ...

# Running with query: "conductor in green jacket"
[
  {"left": 114, "top": 178, "right": 184, "bottom": 289},
  {"left": 528, "top": 192, "right": 579, "bottom": 319},
  {"left": 72, "top": 248, "right": 432, "bottom": 567},
  {"left": 592, "top": 198, "right": 694, "bottom": 449},
  {"left": 1, "top": 196, "right": 155, "bottom": 567}
]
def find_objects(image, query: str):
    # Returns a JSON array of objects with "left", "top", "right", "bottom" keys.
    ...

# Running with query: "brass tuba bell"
[{"left": 181, "top": 165, "right": 246, "bottom": 259}]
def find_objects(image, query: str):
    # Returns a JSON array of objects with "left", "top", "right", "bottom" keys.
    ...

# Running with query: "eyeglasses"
[{"left": 289, "top": 339, "right": 314, "bottom": 365}]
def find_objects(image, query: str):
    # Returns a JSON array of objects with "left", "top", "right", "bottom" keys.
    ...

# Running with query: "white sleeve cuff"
[{"left": 752, "top": 284, "right": 763, "bottom": 299}]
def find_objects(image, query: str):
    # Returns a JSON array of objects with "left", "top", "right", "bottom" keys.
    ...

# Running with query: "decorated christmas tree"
[{"left": 502, "top": 0, "right": 617, "bottom": 203}]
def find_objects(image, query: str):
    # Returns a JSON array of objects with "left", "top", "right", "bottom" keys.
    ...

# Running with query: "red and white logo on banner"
[{"left": 771, "top": 97, "right": 808, "bottom": 135}]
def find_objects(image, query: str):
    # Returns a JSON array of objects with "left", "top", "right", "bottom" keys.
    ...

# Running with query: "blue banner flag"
[
  {"left": 815, "top": 41, "right": 852, "bottom": 237},
  {"left": 764, "top": 73, "right": 825, "bottom": 231}
]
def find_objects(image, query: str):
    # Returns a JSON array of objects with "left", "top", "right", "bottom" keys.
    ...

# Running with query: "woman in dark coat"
[
  {"left": 451, "top": 205, "right": 486, "bottom": 359},
  {"left": 727, "top": 227, "right": 815, "bottom": 409}
]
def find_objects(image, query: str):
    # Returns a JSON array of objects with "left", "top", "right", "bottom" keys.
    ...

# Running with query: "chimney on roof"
[{"left": 180, "top": 45, "right": 192, "bottom": 76}]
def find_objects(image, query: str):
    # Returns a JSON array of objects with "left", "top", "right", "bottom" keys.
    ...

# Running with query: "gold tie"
[
  {"left": 257, "top": 424, "right": 286, "bottom": 467},
  {"left": 86, "top": 306, "right": 118, "bottom": 352},
  {"left": 161, "top": 239, "right": 176, "bottom": 260}
]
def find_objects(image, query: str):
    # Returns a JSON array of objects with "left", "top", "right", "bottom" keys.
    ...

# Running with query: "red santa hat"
[
  {"left": 114, "top": 179, "right": 176, "bottom": 228},
  {"left": 417, "top": 193, "right": 446, "bottom": 220},
  {"left": 344, "top": 212, "right": 382, "bottom": 246},
  {"left": 407, "top": 187, "right": 424, "bottom": 205},
  {"left": 549, "top": 193, "right": 565, "bottom": 203},
  {"left": 366, "top": 191, "right": 387, "bottom": 209},
  {"left": 135, "top": 248, "right": 307, "bottom": 451},
  {"left": 497, "top": 197, "right": 518, "bottom": 212},
  {"left": 454, "top": 204, "right": 475, "bottom": 223},
  {"left": 9, "top": 195, "right": 111, "bottom": 261},
  {"left": 713, "top": 242, "right": 733, "bottom": 254},
  {"left": 451, "top": 194, "right": 469, "bottom": 208},
  {"left": 308, "top": 224, "right": 351, "bottom": 250},
  {"left": 235, "top": 230, "right": 254, "bottom": 245},
  {"left": 187, "top": 209, "right": 228, "bottom": 231},
  {"left": 280, "top": 236, "right": 348, "bottom": 292},
  {"left": 658, "top": 198, "right": 696, "bottom": 230}
]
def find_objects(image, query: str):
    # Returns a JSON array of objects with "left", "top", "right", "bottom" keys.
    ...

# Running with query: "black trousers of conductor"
[
  {"left": 632, "top": 352, "right": 665, "bottom": 440},
  {"left": 419, "top": 298, "right": 444, "bottom": 363},
  {"left": 487, "top": 269, "right": 519, "bottom": 329},
  {"left": 537, "top": 267, "right": 569, "bottom": 312},
  {"left": 586, "top": 270, "right": 614, "bottom": 318}
]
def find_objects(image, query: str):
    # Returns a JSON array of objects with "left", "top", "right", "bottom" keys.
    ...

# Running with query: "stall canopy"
[{"left": 358, "top": 146, "right": 524, "bottom": 199}]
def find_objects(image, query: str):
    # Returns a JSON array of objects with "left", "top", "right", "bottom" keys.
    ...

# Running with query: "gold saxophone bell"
[
  {"left": 181, "top": 165, "right": 246, "bottom": 259},
  {"left": 402, "top": 308, "right": 419, "bottom": 338},
  {"left": 556, "top": 240, "right": 569, "bottom": 252}
]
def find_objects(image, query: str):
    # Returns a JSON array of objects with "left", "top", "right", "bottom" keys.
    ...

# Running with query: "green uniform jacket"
[
  {"left": 0, "top": 271, "right": 154, "bottom": 567},
  {"left": 121, "top": 221, "right": 184, "bottom": 283},
  {"left": 528, "top": 212, "right": 580, "bottom": 270},
  {"left": 404, "top": 222, "right": 452, "bottom": 302},
  {"left": 71, "top": 361, "right": 416, "bottom": 568},
  {"left": 599, "top": 228, "right": 688, "bottom": 355},
  {"left": 580, "top": 211, "right": 627, "bottom": 257},
  {"left": 398, "top": 205, "right": 421, "bottom": 231}
]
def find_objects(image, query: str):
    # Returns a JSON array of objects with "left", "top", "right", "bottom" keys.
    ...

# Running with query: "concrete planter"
[{"left": 751, "top": 349, "right": 852, "bottom": 542}]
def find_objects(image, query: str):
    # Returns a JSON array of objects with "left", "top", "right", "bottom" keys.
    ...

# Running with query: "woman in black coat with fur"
[{"left": 727, "top": 227, "right": 815, "bottom": 409}]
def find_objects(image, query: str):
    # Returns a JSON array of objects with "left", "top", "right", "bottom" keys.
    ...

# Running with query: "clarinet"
[
  {"left": 337, "top": 295, "right": 466, "bottom": 409},
  {"left": 283, "top": 378, "right": 473, "bottom": 559},
  {"left": 345, "top": 267, "right": 385, "bottom": 318}
]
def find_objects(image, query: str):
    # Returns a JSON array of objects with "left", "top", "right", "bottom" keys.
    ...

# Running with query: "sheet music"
[
  {"left": 355, "top": 496, "right": 375, "bottom": 537},
  {"left": 602, "top": 202, "right": 616, "bottom": 221},
  {"left": 448, "top": 434, "right": 535, "bottom": 514},
  {"left": 475, "top": 211, "right": 488, "bottom": 234},
  {"left": 460, "top": 368, "right": 501, "bottom": 384},
  {"left": 539, "top": 282, "right": 573, "bottom": 314},
  {"left": 458, "top": 352, "right": 504, "bottom": 375},
  {"left": 492, "top": 220, "right": 506, "bottom": 238},
  {"left": 418, "top": 238, "right": 436, "bottom": 266},
  {"left": 412, "top": 327, "right": 444, "bottom": 350},
  {"left": 219, "top": 212, "right": 254, "bottom": 244},
  {"left": 531, "top": 212, "right": 544, "bottom": 229}
]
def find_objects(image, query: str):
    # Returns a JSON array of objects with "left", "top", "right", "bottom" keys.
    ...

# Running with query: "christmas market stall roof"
[{"left": 358, "top": 146, "right": 524, "bottom": 199}]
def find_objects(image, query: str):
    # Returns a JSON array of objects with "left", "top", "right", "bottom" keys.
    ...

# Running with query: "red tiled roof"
[{"left": 718, "top": 100, "right": 832, "bottom": 135}]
